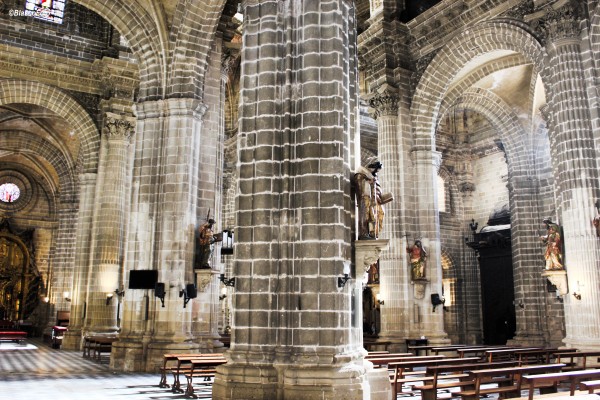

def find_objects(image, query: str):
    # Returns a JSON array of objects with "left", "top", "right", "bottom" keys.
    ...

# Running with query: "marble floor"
[{"left": 1, "top": 339, "right": 597, "bottom": 400}]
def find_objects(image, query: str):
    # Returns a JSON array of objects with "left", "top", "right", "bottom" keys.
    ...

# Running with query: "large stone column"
[
  {"left": 533, "top": 1, "right": 600, "bottom": 349},
  {"left": 112, "top": 98, "right": 207, "bottom": 372},
  {"left": 213, "top": 1, "right": 365, "bottom": 398},
  {"left": 408, "top": 148, "right": 448, "bottom": 344},
  {"left": 61, "top": 172, "right": 97, "bottom": 349},
  {"left": 84, "top": 111, "right": 135, "bottom": 335},
  {"left": 368, "top": 86, "right": 412, "bottom": 350}
]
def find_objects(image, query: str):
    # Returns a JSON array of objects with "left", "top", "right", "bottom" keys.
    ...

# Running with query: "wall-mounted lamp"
[
  {"left": 63, "top": 291, "right": 71, "bottom": 302},
  {"left": 179, "top": 284, "right": 197, "bottom": 308},
  {"left": 43, "top": 296, "right": 50, "bottom": 303},
  {"left": 219, "top": 273, "right": 235, "bottom": 287},
  {"left": 114, "top": 288, "right": 125, "bottom": 297},
  {"left": 219, "top": 287, "right": 227, "bottom": 301},
  {"left": 572, "top": 281, "right": 583, "bottom": 300},
  {"left": 469, "top": 219, "right": 479, "bottom": 233},
  {"left": 431, "top": 293, "right": 445, "bottom": 312},
  {"left": 375, "top": 293, "right": 384, "bottom": 305},
  {"left": 154, "top": 282, "right": 165, "bottom": 307},
  {"left": 106, "top": 292, "right": 114, "bottom": 305},
  {"left": 338, "top": 261, "right": 351, "bottom": 288}
]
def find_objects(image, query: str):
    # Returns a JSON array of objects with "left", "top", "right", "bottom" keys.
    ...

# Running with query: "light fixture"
[
  {"left": 431, "top": 293, "right": 445, "bottom": 312},
  {"left": 114, "top": 288, "right": 125, "bottom": 297},
  {"left": 63, "top": 291, "right": 71, "bottom": 302},
  {"left": 338, "top": 261, "right": 351, "bottom": 288},
  {"left": 43, "top": 296, "right": 49, "bottom": 303},
  {"left": 220, "top": 273, "right": 235, "bottom": 287},
  {"left": 573, "top": 281, "right": 583, "bottom": 300},
  {"left": 376, "top": 293, "right": 384, "bottom": 305},
  {"left": 219, "top": 286, "right": 227, "bottom": 301},
  {"left": 179, "top": 284, "right": 197, "bottom": 308},
  {"left": 106, "top": 292, "right": 114, "bottom": 305},
  {"left": 154, "top": 282, "right": 166, "bottom": 307}
]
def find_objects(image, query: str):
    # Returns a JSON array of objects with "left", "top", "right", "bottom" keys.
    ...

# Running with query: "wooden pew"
[
  {"left": 367, "top": 354, "right": 445, "bottom": 369},
  {"left": 485, "top": 347, "right": 541, "bottom": 363},
  {"left": 164, "top": 354, "right": 225, "bottom": 393},
  {"left": 515, "top": 348, "right": 578, "bottom": 365},
  {"left": 388, "top": 356, "right": 481, "bottom": 398},
  {"left": 456, "top": 363, "right": 565, "bottom": 400},
  {"left": 521, "top": 369, "right": 600, "bottom": 400},
  {"left": 580, "top": 379, "right": 600, "bottom": 394},
  {"left": 183, "top": 357, "right": 228, "bottom": 397},
  {"left": 555, "top": 351, "right": 600, "bottom": 371},
  {"left": 456, "top": 345, "right": 514, "bottom": 359},
  {"left": 414, "top": 360, "right": 520, "bottom": 400},
  {"left": 82, "top": 335, "right": 117, "bottom": 362}
]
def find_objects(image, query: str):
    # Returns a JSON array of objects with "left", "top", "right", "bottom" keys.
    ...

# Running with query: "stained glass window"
[
  {"left": 25, "top": 0, "right": 67, "bottom": 24},
  {"left": 0, "top": 183, "right": 20, "bottom": 203}
]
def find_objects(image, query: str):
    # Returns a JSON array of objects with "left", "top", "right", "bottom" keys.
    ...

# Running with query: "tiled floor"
[
  {"left": 2, "top": 339, "right": 596, "bottom": 400},
  {"left": 0, "top": 339, "right": 212, "bottom": 400}
]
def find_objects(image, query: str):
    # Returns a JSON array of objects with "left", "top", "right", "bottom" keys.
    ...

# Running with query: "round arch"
[
  {"left": 0, "top": 80, "right": 99, "bottom": 174},
  {"left": 411, "top": 21, "right": 545, "bottom": 145},
  {"left": 73, "top": 0, "right": 165, "bottom": 101}
]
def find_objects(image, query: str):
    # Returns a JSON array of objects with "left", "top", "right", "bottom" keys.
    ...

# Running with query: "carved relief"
[
  {"left": 104, "top": 116, "right": 135, "bottom": 141},
  {"left": 368, "top": 89, "right": 399, "bottom": 119},
  {"left": 530, "top": 1, "right": 582, "bottom": 44}
]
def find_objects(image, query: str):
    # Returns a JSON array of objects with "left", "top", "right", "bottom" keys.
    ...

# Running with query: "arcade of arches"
[{"left": 1, "top": 0, "right": 600, "bottom": 398}]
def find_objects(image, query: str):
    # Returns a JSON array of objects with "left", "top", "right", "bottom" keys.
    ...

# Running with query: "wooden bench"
[
  {"left": 159, "top": 353, "right": 218, "bottom": 388},
  {"left": 368, "top": 354, "right": 445, "bottom": 368},
  {"left": 485, "top": 347, "right": 541, "bottom": 363},
  {"left": 162, "top": 354, "right": 225, "bottom": 393},
  {"left": 522, "top": 369, "right": 600, "bottom": 400},
  {"left": 414, "top": 360, "right": 520, "bottom": 400},
  {"left": 515, "top": 348, "right": 578, "bottom": 365},
  {"left": 0, "top": 331, "right": 27, "bottom": 343},
  {"left": 456, "top": 363, "right": 565, "bottom": 400},
  {"left": 183, "top": 357, "right": 227, "bottom": 397},
  {"left": 389, "top": 357, "right": 481, "bottom": 398},
  {"left": 82, "top": 335, "right": 118, "bottom": 362},
  {"left": 580, "top": 379, "right": 600, "bottom": 394},
  {"left": 456, "top": 345, "right": 515, "bottom": 359},
  {"left": 555, "top": 352, "right": 600, "bottom": 371}
]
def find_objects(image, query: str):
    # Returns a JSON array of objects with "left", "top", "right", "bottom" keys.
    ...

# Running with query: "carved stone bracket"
[
  {"left": 528, "top": 1, "right": 582, "bottom": 45},
  {"left": 412, "top": 279, "right": 429, "bottom": 299},
  {"left": 542, "top": 269, "right": 568, "bottom": 296},
  {"left": 194, "top": 269, "right": 220, "bottom": 293},
  {"left": 354, "top": 239, "right": 390, "bottom": 272}
]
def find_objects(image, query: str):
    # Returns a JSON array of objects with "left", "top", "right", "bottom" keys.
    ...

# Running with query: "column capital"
[
  {"left": 368, "top": 87, "right": 399, "bottom": 119},
  {"left": 529, "top": 1, "right": 582, "bottom": 44},
  {"left": 221, "top": 46, "right": 240, "bottom": 83},
  {"left": 104, "top": 113, "right": 136, "bottom": 142}
]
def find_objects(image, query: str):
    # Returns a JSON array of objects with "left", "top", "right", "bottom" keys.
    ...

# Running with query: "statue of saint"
[
  {"left": 407, "top": 240, "right": 427, "bottom": 280},
  {"left": 540, "top": 218, "right": 563, "bottom": 270},
  {"left": 197, "top": 219, "right": 222, "bottom": 269},
  {"left": 354, "top": 160, "right": 393, "bottom": 239}
]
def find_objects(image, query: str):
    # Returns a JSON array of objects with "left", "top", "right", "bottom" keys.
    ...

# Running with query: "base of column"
[
  {"left": 563, "top": 336, "right": 600, "bottom": 351},
  {"left": 365, "top": 360, "right": 393, "bottom": 400},
  {"left": 508, "top": 331, "right": 546, "bottom": 347},
  {"left": 214, "top": 352, "right": 370, "bottom": 400},
  {"left": 61, "top": 328, "right": 83, "bottom": 350},
  {"left": 110, "top": 334, "right": 150, "bottom": 372}
]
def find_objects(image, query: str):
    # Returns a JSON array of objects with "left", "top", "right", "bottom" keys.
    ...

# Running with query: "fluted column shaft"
[
  {"left": 85, "top": 113, "right": 135, "bottom": 334},
  {"left": 369, "top": 89, "right": 411, "bottom": 348}
]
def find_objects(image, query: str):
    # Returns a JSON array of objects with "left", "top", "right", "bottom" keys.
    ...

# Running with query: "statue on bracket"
[
  {"left": 407, "top": 239, "right": 427, "bottom": 281},
  {"left": 540, "top": 218, "right": 563, "bottom": 271},
  {"left": 354, "top": 160, "right": 393, "bottom": 240},
  {"left": 196, "top": 217, "right": 222, "bottom": 269}
]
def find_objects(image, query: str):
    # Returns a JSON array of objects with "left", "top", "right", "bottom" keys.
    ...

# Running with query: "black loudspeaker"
[
  {"left": 431, "top": 293, "right": 444, "bottom": 305},
  {"left": 186, "top": 284, "right": 197, "bottom": 299},
  {"left": 154, "top": 282, "right": 165, "bottom": 298}
]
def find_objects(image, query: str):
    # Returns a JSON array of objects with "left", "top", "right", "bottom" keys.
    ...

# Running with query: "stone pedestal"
[
  {"left": 542, "top": 270, "right": 568, "bottom": 296},
  {"left": 354, "top": 239, "right": 390, "bottom": 273}
]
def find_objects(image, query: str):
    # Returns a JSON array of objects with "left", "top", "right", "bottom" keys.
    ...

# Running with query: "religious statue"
[
  {"left": 540, "top": 218, "right": 563, "bottom": 270},
  {"left": 593, "top": 215, "right": 600, "bottom": 238},
  {"left": 407, "top": 240, "right": 427, "bottom": 280},
  {"left": 197, "top": 219, "right": 222, "bottom": 269},
  {"left": 354, "top": 160, "right": 393, "bottom": 239}
]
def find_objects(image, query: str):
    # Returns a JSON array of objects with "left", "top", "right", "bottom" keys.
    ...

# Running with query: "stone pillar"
[
  {"left": 213, "top": 1, "right": 365, "bottom": 398},
  {"left": 61, "top": 172, "right": 97, "bottom": 349},
  {"left": 408, "top": 148, "right": 448, "bottom": 344},
  {"left": 535, "top": 2, "right": 600, "bottom": 349},
  {"left": 84, "top": 112, "right": 135, "bottom": 335},
  {"left": 368, "top": 87, "right": 411, "bottom": 350}
]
